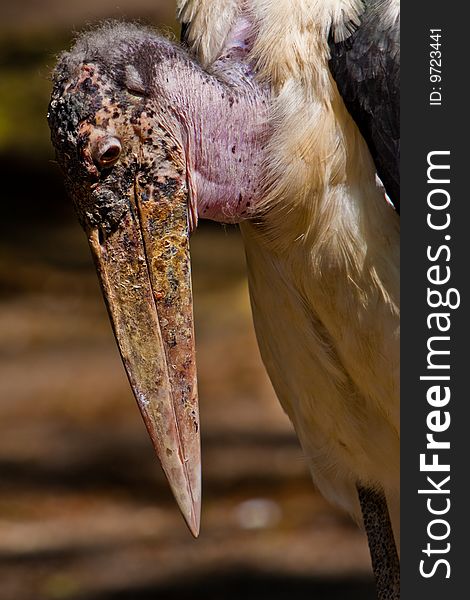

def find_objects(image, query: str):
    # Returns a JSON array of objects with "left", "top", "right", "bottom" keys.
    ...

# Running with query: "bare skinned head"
[
  {"left": 48, "top": 21, "right": 268, "bottom": 536},
  {"left": 49, "top": 23, "right": 202, "bottom": 534}
]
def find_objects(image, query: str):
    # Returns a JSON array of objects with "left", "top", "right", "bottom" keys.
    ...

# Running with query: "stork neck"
[{"left": 155, "top": 54, "right": 270, "bottom": 224}]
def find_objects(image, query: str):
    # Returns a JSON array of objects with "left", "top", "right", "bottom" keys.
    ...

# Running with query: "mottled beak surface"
[
  {"left": 89, "top": 171, "right": 201, "bottom": 537},
  {"left": 48, "top": 52, "right": 200, "bottom": 536}
]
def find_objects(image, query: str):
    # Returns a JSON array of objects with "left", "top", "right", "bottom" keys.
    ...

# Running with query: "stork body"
[
  {"left": 48, "top": 1, "right": 400, "bottom": 597},
  {"left": 179, "top": 0, "right": 400, "bottom": 535}
]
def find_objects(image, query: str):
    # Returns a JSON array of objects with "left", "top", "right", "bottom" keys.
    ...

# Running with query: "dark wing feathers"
[{"left": 329, "top": 1, "right": 400, "bottom": 213}]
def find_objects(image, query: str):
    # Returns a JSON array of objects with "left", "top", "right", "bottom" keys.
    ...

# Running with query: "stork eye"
[{"left": 93, "top": 137, "right": 122, "bottom": 168}]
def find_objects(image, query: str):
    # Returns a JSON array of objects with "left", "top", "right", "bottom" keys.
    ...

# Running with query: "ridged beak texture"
[{"left": 88, "top": 176, "right": 201, "bottom": 537}]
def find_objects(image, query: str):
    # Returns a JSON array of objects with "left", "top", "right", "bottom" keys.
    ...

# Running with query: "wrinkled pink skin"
[
  {"left": 184, "top": 69, "right": 268, "bottom": 224},
  {"left": 157, "top": 22, "right": 269, "bottom": 224}
]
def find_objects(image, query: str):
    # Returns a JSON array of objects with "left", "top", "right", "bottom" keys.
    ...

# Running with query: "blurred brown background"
[{"left": 0, "top": 2, "right": 374, "bottom": 599}]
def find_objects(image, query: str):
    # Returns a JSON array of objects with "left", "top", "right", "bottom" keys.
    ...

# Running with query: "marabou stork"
[{"left": 48, "top": 1, "right": 400, "bottom": 598}]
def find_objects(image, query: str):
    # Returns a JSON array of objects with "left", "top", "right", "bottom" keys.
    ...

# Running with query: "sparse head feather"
[
  {"left": 52, "top": 21, "right": 184, "bottom": 99},
  {"left": 56, "top": 22, "right": 154, "bottom": 73}
]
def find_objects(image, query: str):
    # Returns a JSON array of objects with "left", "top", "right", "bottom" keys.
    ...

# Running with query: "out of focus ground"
[{"left": 0, "top": 2, "right": 374, "bottom": 599}]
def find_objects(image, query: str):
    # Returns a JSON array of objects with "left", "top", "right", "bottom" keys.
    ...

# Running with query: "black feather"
[
  {"left": 180, "top": 21, "right": 190, "bottom": 45},
  {"left": 329, "top": 1, "right": 400, "bottom": 213}
]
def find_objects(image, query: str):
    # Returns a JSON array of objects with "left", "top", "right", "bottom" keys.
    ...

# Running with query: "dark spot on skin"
[
  {"left": 147, "top": 128, "right": 153, "bottom": 134},
  {"left": 154, "top": 178, "right": 179, "bottom": 199},
  {"left": 228, "top": 97, "right": 234, "bottom": 108},
  {"left": 112, "top": 110, "right": 119, "bottom": 118},
  {"left": 238, "top": 193, "right": 243, "bottom": 205},
  {"left": 167, "top": 331, "right": 177, "bottom": 348},
  {"left": 80, "top": 78, "right": 99, "bottom": 95},
  {"left": 231, "top": 146, "right": 236, "bottom": 154}
]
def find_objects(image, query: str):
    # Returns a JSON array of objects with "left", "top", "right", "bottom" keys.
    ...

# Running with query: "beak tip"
[
  {"left": 178, "top": 494, "right": 201, "bottom": 538},
  {"left": 189, "top": 518, "right": 200, "bottom": 539},
  {"left": 165, "top": 463, "right": 201, "bottom": 539}
]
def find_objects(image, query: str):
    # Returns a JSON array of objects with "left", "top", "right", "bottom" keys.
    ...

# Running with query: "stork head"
[
  {"left": 48, "top": 19, "right": 269, "bottom": 536},
  {"left": 48, "top": 23, "right": 201, "bottom": 535}
]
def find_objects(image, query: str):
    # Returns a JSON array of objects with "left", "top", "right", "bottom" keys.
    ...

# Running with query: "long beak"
[{"left": 87, "top": 172, "right": 200, "bottom": 537}]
